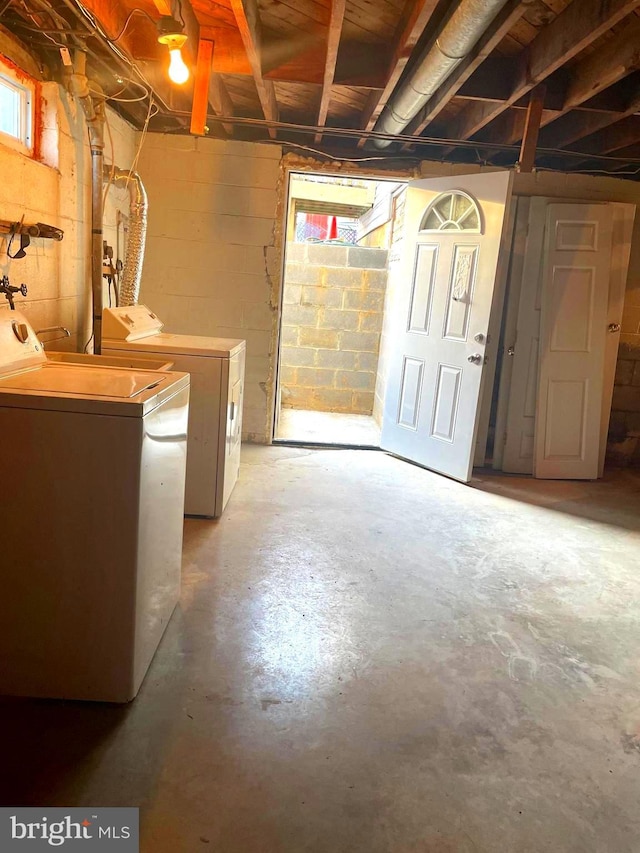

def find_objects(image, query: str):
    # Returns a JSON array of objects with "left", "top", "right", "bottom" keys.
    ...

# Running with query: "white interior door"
[
  {"left": 380, "top": 171, "right": 513, "bottom": 482},
  {"left": 535, "top": 203, "right": 613, "bottom": 479}
]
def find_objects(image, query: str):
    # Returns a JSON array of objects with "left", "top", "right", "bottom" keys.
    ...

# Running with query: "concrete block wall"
[
  {"left": 136, "top": 134, "right": 281, "bottom": 442},
  {"left": 608, "top": 287, "right": 640, "bottom": 463},
  {"left": 0, "top": 64, "right": 135, "bottom": 348},
  {"left": 280, "top": 243, "right": 388, "bottom": 414}
]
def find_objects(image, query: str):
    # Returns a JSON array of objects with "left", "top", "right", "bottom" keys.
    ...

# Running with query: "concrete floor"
[
  {"left": 2, "top": 447, "right": 640, "bottom": 852},
  {"left": 276, "top": 408, "right": 381, "bottom": 446}
]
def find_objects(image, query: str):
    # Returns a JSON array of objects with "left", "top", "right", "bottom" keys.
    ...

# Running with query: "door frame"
[{"left": 270, "top": 162, "right": 413, "bottom": 444}]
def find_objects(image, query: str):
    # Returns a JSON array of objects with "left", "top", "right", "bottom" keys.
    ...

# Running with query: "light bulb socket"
[{"left": 157, "top": 16, "right": 187, "bottom": 48}]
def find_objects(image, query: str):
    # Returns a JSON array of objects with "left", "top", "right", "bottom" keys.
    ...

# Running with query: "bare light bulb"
[{"left": 168, "top": 47, "right": 189, "bottom": 84}]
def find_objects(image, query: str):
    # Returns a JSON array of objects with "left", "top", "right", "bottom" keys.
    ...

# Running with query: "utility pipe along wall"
[
  {"left": 69, "top": 50, "right": 105, "bottom": 350},
  {"left": 372, "top": 0, "right": 510, "bottom": 147}
]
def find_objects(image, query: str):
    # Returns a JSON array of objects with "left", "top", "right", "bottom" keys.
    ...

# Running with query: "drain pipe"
[
  {"left": 372, "top": 0, "right": 510, "bottom": 147},
  {"left": 103, "top": 167, "right": 148, "bottom": 306},
  {"left": 69, "top": 51, "right": 105, "bottom": 351}
]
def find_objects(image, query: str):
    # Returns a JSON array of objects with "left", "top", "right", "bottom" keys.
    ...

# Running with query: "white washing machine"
[
  {"left": 0, "top": 311, "right": 190, "bottom": 703},
  {"left": 103, "top": 305, "right": 245, "bottom": 518}
]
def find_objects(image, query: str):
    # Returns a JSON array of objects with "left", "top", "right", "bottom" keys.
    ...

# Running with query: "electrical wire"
[
  {"left": 110, "top": 7, "right": 156, "bottom": 42},
  {"left": 262, "top": 140, "right": 422, "bottom": 163},
  {"left": 176, "top": 0, "right": 185, "bottom": 28},
  {"left": 127, "top": 95, "right": 155, "bottom": 181},
  {"left": 83, "top": 332, "right": 94, "bottom": 353}
]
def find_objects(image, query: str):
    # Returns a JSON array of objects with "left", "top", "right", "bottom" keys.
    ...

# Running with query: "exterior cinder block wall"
[
  {"left": 280, "top": 244, "right": 388, "bottom": 414},
  {"left": 0, "top": 35, "right": 135, "bottom": 347}
]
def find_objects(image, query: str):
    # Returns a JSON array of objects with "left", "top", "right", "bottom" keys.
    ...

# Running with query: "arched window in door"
[{"left": 420, "top": 190, "right": 482, "bottom": 233}]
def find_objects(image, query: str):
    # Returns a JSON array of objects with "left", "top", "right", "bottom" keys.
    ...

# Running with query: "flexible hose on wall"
[{"left": 104, "top": 167, "right": 148, "bottom": 306}]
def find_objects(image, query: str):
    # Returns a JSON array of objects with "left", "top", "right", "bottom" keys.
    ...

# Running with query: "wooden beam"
[
  {"left": 558, "top": 18, "right": 640, "bottom": 115},
  {"left": 230, "top": 0, "right": 278, "bottom": 137},
  {"left": 494, "top": 16, "right": 640, "bottom": 145},
  {"left": 571, "top": 115, "right": 640, "bottom": 156},
  {"left": 539, "top": 88, "right": 640, "bottom": 149},
  {"left": 399, "top": 0, "right": 530, "bottom": 150},
  {"left": 447, "top": 0, "right": 640, "bottom": 143},
  {"left": 199, "top": 25, "right": 235, "bottom": 136},
  {"left": 151, "top": 0, "right": 172, "bottom": 16},
  {"left": 190, "top": 38, "right": 213, "bottom": 136},
  {"left": 315, "top": 0, "right": 346, "bottom": 143},
  {"left": 209, "top": 74, "right": 235, "bottom": 135},
  {"left": 357, "top": 0, "right": 440, "bottom": 148},
  {"left": 518, "top": 86, "right": 545, "bottom": 171}
]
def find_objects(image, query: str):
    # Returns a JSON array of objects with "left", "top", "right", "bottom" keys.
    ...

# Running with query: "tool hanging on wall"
[{"left": 1, "top": 217, "right": 64, "bottom": 260}]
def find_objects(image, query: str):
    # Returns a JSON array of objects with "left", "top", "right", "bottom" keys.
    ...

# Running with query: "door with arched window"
[{"left": 380, "top": 171, "right": 514, "bottom": 482}]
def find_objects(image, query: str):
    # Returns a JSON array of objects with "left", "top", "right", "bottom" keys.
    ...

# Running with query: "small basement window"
[{"left": 0, "top": 71, "right": 33, "bottom": 153}]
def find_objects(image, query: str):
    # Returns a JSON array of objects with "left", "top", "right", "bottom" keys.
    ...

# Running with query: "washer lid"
[
  {"left": 104, "top": 332, "right": 246, "bottom": 358},
  {"left": 0, "top": 364, "right": 162, "bottom": 397}
]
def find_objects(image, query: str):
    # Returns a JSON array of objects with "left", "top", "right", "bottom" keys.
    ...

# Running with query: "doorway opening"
[{"left": 274, "top": 172, "right": 407, "bottom": 447}]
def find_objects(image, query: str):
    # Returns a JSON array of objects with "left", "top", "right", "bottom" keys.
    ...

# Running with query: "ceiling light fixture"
[{"left": 157, "top": 17, "right": 189, "bottom": 85}]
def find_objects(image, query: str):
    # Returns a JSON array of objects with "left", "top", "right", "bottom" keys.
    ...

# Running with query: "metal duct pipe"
[
  {"left": 104, "top": 167, "right": 148, "bottom": 307},
  {"left": 69, "top": 50, "right": 106, "bottom": 351},
  {"left": 372, "top": 0, "right": 510, "bottom": 148}
]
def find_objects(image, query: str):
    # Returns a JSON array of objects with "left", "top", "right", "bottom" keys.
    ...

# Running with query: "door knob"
[
  {"left": 507, "top": 345, "right": 515, "bottom": 356},
  {"left": 608, "top": 323, "right": 621, "bottom": 333},
  {"left": 468, "top": 353, "right": 483, "bottom": 364}
]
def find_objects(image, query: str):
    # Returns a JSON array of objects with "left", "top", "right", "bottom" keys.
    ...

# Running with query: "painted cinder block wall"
[
  {"left": 0, "top": 50, "right": 135, "bottom": 347},
  {"left": 136, "top": 134, "right": 281, "bottom": 442},
  {"left": 280, "top": 243, "right": 388, "bottom": 414}
]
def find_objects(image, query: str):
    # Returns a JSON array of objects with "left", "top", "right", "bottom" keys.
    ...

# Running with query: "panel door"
[
  {"left": 535, "top": 204, "right": 613, "bottom": 479},
  {"left": 380, "top": 172, "right": 514, "bottom": 482}
]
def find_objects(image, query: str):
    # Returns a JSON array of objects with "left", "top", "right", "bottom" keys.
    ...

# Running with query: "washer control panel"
[{"left": 102, "top": 305, "right": 164, "bottom": 341}]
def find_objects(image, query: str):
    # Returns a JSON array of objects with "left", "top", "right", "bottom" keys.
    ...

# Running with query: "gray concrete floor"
[
  {"left": 2, "top": 446, "right": 640, "bottom": 852},
  {"left": 276, "top": 408, "right": 381, "bottom": 446}
]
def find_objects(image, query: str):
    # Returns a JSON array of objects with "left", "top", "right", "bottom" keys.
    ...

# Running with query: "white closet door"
[{"left": 535, "top": 204, "right": 613, "bottom": 479}]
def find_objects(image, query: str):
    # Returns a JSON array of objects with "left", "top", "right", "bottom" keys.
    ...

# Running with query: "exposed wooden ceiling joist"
[
  {"left": 5, "top": 0, "right": 640, "bottom": 175},
  {"left": 539, "top": 87, "right": 640, "bottom": 149},
  {"left": 229, "top": 0, "right": 278, "bottom": 137},
  {"left": 445, "top": 0, "right": 640, "bottom": 144},
  {"left": 315, "top": 0, "right": 346, "bottom": 143},
  {"left": 487, "top": 15, "right": 640, "bottom": 145},
  {"left": 572, "top": 115, "right": 640, "bottom": 157}
]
